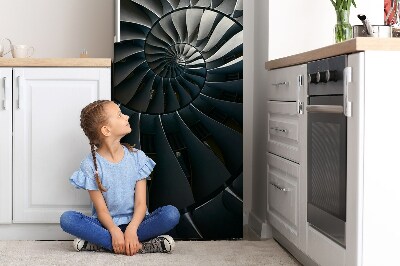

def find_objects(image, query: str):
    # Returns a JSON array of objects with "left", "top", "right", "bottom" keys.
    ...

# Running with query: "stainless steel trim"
[
  {"left": 2, "top": 77, "right": 6, "bottom": 110},
  {"left": 306, "top": 105, "right": 343, "bottom": 113},
  {"left": 270, "top": 181, "right": 290, "bottom": 192},
  {"left": 272, "top": 81, "right": 289, "bottom": 87}
]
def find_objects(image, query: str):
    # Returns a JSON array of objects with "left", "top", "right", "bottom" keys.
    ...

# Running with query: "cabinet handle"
[
  {"left": 269, "top": 181, "right": 290, "bottom": 192},
  {"left": 272, "top": 81, "right": 289, "bottom": 87},
  {"left": 2, "top": 77, "right": 6, "bottom": 110},
  {"left": 343, "top": 67, "right": 352, "bottom": 117},
  {"left": 17, "top": 76, "right": 23, "bottom": 109},
  {"left": 270, "top": 127, "right": 288, "bottom": 133}
]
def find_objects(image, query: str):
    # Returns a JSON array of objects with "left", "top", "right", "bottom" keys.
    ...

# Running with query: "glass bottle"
[{"left": 335, "top": 9, "right": 352, "bottom": 43}]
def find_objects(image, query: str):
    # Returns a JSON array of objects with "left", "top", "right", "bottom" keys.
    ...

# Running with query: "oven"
[{"left": 306, "top": 55, "right": 348, "bottom": 248}]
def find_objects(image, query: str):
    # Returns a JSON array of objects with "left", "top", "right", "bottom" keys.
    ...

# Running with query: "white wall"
[
  {"left": 268, "top": 0, "right": 383, "bottom": 59},
  {"left": 0, "top": 0, "right": 114, "bottom": 58}
]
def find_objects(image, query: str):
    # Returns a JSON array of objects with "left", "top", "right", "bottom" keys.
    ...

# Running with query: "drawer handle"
[
  {"left": 270, "top": 127, "right": 288, "bottom": 133},
  {"left": 270, "top": 181, "right": 290, "bottom": 192},
  {"left": 2, "top": 77, "right": 6, "bottom": 110},
  {"left": 272, "top": 81, "right": 289, "bottom": 87},
  {"left": 17, "top": 76, "right": 23, "bottom": 109}
]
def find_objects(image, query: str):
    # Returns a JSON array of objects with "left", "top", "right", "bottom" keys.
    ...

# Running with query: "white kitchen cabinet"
[
  {"left": 0, "top": 68, "right": 12, "bottom": 224},
  {"left": 266, "top": 39, "right": 400, "bottom": 266},
  {"left": 266, "top": 64, "right": 307, "bottom": 253},
  {"left": 0, "top": 66, "right": 110, "bottom": 238}
]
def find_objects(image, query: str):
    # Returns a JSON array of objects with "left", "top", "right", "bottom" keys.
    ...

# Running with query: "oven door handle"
[{"left": 306, "top": 105, "right": 343, "bottom": 114}]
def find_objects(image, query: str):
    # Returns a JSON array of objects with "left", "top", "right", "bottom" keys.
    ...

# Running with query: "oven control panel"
[
  {"left": 309, "top": 70, "right": 338, "bottom": 84},
  {"left": 307, "top": 55, "right": 347, "bottom": 96}
]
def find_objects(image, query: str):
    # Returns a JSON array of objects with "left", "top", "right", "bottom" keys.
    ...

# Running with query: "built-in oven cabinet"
[
  {"left": 267, "top": 153, "right": 299, "bottom": 246},
  {"left": 266, "top": 101, "right": 299, "bottom": 163}
]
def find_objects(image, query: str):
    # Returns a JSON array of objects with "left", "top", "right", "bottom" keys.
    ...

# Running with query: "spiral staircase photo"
[{"left": 113, "top": 0, "right": 243, "bottom": 240}]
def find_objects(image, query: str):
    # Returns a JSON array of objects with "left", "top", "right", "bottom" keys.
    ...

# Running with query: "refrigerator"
[{"left": 113, "top": 0, "right": 243, "bottom": 239}]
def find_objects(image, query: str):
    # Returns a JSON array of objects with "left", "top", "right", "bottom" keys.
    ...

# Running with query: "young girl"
[{"left": 60, "top": 100, "right": 180, "bottom": 256}]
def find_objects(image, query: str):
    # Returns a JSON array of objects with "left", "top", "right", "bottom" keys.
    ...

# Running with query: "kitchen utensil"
[
  {"left": 357, "top": 14, "right": 374, "bottom": 36},
  {"left": 353, "top": 14, "right": 392, "bottom": 38},
  {"left": 0, "top": 38, "right": 12, "bottom": 57}
]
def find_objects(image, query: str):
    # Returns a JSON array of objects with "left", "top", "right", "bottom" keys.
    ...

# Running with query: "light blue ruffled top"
[{"left": 70, "top": 145, "right": 156, "bottom": 226}]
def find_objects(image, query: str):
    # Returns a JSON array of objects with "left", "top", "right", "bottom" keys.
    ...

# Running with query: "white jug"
[{"left": 0, "top": 38, "right": 12, "bottom": 57}]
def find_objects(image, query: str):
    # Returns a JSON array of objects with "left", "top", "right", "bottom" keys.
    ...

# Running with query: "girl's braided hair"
[{"left": 80, "top": 100, "right": 134, "bottom": 192}]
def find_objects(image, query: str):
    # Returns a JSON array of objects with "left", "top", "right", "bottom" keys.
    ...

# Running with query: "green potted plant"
[{"left": 331, "top": 0, "right": 357, "bottom": 42}]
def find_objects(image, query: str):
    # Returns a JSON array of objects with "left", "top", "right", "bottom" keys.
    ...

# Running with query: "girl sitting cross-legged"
[{"left": 60, "top": 100, "right": 180, "bottom": 256}]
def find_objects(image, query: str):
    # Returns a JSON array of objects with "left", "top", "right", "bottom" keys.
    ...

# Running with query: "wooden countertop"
[
  {"left": 265, "top": 37, "right": 400, "bottom": 70},
  {"left": 0, "top": 58, "right": 111, "bottom": 67}
]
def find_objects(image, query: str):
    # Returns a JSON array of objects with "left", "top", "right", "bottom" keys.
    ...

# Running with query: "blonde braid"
[
  {"left": 90, "top": 143, "right": 107, "bottom": 192},
  {"left": 80, "top": 100, "right": 111, "bottom": 192}
]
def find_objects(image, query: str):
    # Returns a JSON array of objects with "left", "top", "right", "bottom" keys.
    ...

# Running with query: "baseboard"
[
  {"left": 248, "top": 211, "right": 272, "bottom": 239},
  {"left": 0, "top": 224, "right": 74, "bottom": 240},
  {"left": 272, "top": 228, "right": 318, "bottom": 266}
]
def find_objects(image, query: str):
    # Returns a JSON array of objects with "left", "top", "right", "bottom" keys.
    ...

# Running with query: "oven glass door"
[{"left": 307, "top": 96, "right": 347, "bottom": 247}]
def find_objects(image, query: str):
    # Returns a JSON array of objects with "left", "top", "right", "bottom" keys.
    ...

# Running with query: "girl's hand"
[
  {"left": 124, "top": 227, "right": 141, "bottom": 256},
  {"left": 110, "top": 227, "right": 125, "bottom": 254}
]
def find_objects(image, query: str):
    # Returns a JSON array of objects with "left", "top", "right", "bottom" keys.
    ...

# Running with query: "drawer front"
[
  {"left": 267, "top": 153, "right": 299, "bottom": 244},
  {"left": 266, "top": 64, "right": 306, "bottom": 101},
  {"left": 267, "top": 101, "right": 299, "bottom": 163}
]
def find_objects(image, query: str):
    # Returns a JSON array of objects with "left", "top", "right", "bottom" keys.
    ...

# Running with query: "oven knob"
[
  {"left": 309, "top": 72, "right": 320, "bottom": 84},
  {"left": 319, "top": 70, "right": 338, "bottom": 83},
  {"left": 328, "top": 70, "right": 338, "bottom": 82},
  {"left": 319, "top": 71, "right": 329, "bottom": 83}
]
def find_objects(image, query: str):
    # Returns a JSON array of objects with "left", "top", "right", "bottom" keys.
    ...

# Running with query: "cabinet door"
[
  {"left": 13, "top": 67, "right": 111, "bottom": 223},
  {"left": 267, "top": 152, "right": 299, "bottom": 246},
  {"left": 0, "top": 68, "right": 12, "bottom": 224}
]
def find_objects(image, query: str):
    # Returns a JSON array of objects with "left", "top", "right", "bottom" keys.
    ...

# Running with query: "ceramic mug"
[
  {"left": 0, "top": 38, "right": 12, "bottom": 57},
  {"left": 11, "top": 44, "right": 34, "bottom": 58}
]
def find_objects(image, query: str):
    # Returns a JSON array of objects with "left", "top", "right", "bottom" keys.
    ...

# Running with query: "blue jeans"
[{"left": 60, "top": 205, "right": 180, "bottom": 252}]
